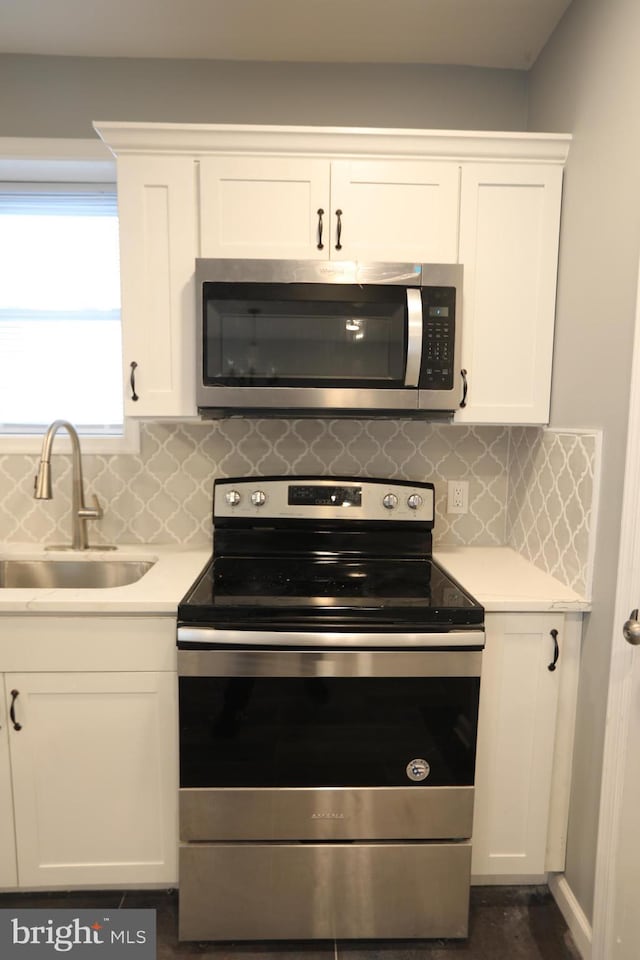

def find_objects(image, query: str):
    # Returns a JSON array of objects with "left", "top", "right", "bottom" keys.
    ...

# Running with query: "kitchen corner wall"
[
  {"left": 0, "top": 421, "right": 598, "bottom": 597},
  {"left": 507, "top": 428, "right": 599, "bottom": 599}
]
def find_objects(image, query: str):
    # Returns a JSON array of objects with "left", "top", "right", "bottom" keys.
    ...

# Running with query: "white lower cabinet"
[
  {"left": 472, "top": 612, "right": 580, "bottom": 880},
  {"left": 0, "top": 610, "right": 579, "bottom": 889},
  {"left": 0, "top": 683, "right": 17, "bottom": 887},
  {"left": 5, "top": 672, "right": 177, "bottom": 888},
  {"left": 0, "top": 617, "right": 179, "bottom": 890}
]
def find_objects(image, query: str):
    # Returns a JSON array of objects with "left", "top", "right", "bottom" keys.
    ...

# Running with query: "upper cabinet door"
[
  {"left": 329, "top": 160, "right": 460, "bottom": 263},
  {"left": 117, "top": 155, "right": 198, "bottom": 417},
  {"left": 199, "top": 157, "right": 460, "bottom": 264},
  {"left": 200, "top": 157, "right": 330, "bottom": 260},
  {"left": 457, "top": 164, "right": 563, "bottom": 425}
]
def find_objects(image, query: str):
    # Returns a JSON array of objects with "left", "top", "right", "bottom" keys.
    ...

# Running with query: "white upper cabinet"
[
  {"left": 200, "top": 157, "right": 330, "bottom": 260},
  {"left": 199, "top": 157, "right": 459, "bottom": 264},
  {"left": 117, "top": 155, "right": 198, "bottom": 418},
  {"left": 457, "top": 163, "right": 563, "bottom": 425},
  {"left": 330, "top": 161, "right": 459, "bottom": 263},
  {"left": 95, "top": 123, "right": 569, "bottom": 423}
]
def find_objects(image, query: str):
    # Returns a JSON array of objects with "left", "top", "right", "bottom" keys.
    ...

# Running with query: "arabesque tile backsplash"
[{"left": 0, "top": 421, "right": 599, "bottom": 598}]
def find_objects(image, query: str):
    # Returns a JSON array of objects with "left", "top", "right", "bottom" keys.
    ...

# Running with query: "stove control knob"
[
  {"left": 382, "top": 493, "right": 398, "bottom": 510},
  {"left": 407, "top": 494, "right": 423, "bottom": 511},
  {"left": 251, "top": 490, "right": 266, "bottom": 507},
  {"left": 225, "top": 489, "right": 241, "bottom": 506}
]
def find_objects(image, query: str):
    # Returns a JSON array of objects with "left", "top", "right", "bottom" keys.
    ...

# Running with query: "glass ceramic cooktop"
[{"left": 178, "top": 556, "right": 484, "bottom": 629}]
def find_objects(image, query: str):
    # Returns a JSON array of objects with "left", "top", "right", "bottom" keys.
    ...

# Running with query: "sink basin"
[{"left": 0, "top": 559, "right": 155, "bottom": 589}]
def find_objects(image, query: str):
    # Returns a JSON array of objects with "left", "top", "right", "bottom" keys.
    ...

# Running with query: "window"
[{"left": 0, "top": 185, "right": 124, "bottom": 438}]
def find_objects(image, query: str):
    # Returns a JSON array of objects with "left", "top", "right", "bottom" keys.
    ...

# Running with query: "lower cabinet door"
[
  {"left": 0, "top": 681, "right": 17, "bottom": 887},
  {"left": 472, "top": 613, "right": 563, "bottom": 878},
  {"left": 8, "top": 671, "right": 177, "bottom": 887}
]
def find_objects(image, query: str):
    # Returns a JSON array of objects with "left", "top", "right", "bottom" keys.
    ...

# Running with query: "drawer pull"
[
  {"left": 317, "top": 208, "right": 324, "bottom": 250},
  {"left": 548, "top": 629, "right": 560, "bottom": 672},
  {"left": 335, "top": 209, "right": 343, "bottom": 250},
  {"left": 460, "top": 369, "right": 468, "bottom": 408},
  {"left": 10, "top": 689, "right": 22, "bottom": 731},
  {"left": 130, "top": 361, "right": 140, "bottom": 402}
]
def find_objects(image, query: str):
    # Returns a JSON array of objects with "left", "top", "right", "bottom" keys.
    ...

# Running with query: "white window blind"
[{"left": 0, "top": 186, "right": 123, "bottom": 435}]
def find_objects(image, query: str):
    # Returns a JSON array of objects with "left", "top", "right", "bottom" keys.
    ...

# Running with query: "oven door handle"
[
  {"left": 404, "top": 288, "right": 423, "bottom": 387},
  {"left": 178, "top": 644, "right": 483, "bottom": 678},
  {"left": 177, "top": 627, "right": 484, "bottom": 649}
]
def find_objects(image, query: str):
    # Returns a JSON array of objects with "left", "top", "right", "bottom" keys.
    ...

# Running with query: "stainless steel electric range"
[{"left": 177, "top": 476, "right": 484, "bottom": 942}]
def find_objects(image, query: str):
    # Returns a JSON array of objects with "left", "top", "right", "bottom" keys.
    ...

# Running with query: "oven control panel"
[{"left": 214, "top": 478, "right": 435, "bottom": 523}]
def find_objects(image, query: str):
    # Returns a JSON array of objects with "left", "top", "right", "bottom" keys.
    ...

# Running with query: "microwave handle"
[{"left": 405, "top": 288, "right": 423, "bottom": 387}]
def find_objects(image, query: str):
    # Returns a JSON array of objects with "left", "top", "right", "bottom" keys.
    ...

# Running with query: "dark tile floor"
[{"left": 0, "top": 886, "right": 580, "bottom": 959}]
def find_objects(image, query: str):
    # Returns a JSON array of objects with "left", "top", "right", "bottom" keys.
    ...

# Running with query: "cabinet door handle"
[
  {"left": 317, "top": 208, "right": 325, "bottom": 250},
  {"left": 335, "top": 209, "right": 343, "bottom": 251},
  {"left": 130, "top": 361, "right": 140, "bottom": 402},
  {"left": 10, "top": 689, "right": 22, "bottom": 731},
  {"left": 460, "top": 368, "right": 468, "bottom": 408},
  {"left": 623, "top": 608, "right": 640, "bottom": 645},
  {"left": 548, "top": 629, "right": 560, "bottom": 672}
]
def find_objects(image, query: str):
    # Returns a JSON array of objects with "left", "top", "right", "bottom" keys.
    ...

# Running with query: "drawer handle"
[
  {"left": 10, "top": 689, "right": 22, "bottom": 731},
  {"left": 335, "top": 209, "right": 343, "bottom": 251},
  {"left": 130, "top": 361, "right": 140, "bottom": 402},
  {"left": 317, "top": 208, "right": 325, "bottom": 250},
  {"left": 460, "top": 368, "right": 468, "bottom": 408},
  {"left": 548, "top": 629, "right": 560, "bottom": 672}
]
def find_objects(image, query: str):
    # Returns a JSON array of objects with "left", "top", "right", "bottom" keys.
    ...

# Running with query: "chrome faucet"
[{"left": 34, "top": 420, "right": 103, "bottom": 550}]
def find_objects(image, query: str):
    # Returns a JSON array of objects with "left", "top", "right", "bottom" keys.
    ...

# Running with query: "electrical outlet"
[{"left": 447, "top": 480, "right": 469, "bottom": 514}]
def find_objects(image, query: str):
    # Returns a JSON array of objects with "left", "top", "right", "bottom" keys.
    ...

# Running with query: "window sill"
[{"left": 0, "top": 420, "right": 140, "bottom": 456}]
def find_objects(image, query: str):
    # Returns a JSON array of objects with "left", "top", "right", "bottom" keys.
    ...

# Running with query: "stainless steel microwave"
[{"left": 195, "top": 259, "right": 465, "bottom": 418}]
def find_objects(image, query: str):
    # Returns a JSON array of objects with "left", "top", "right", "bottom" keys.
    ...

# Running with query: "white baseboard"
[{"left": 549, "top": 873, "right": 592, "bottom": 959}]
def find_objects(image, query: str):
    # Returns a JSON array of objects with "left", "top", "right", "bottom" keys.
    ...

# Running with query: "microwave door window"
[{"left": 203, "top": 284, "right": 410, "bottom": 388}]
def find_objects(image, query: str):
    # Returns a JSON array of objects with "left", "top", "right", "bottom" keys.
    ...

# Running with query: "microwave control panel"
[{"left": 419, "top": 286, "right": 456, "bottom": 391}]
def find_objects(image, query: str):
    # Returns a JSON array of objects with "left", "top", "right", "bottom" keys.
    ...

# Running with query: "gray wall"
[
  {"left": 0, "top": 54, "right": 528, "bottom": 138},
  {"left": 529, "top": 0, "right": 640, "bottom": 924}
]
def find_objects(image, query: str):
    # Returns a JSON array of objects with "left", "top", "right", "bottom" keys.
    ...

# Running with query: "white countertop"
[
  {"left": 434, "top": 545, "right": 590, "bottom": 612},
  {"left": 0, "top": 543, "right": 210, "bottom": 615},
  {"left": 0, "top": 542, "right": 589, "bottom": 616}
]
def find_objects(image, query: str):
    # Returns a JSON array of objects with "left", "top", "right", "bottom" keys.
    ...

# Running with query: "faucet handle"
[{"left": 79, "top": 494, "right": 103, "bottom": 521}]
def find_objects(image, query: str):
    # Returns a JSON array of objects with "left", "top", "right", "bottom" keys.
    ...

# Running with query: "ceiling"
[{"left": 0, "top": 0, "right": 572, "bottom": 70}]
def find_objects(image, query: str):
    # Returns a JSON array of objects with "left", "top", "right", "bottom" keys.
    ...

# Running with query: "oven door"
[
  {"left": 178, "top": 644, "right": 481, "bottom": 843},
  {"left": 178, "top": 643, "right": 482, "bottom": 941}
]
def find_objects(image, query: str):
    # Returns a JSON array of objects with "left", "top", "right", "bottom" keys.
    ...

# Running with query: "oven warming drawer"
[
  {"left": 181, "top": 785, "right": 474, "bottom": 841},
  {"left": 179, "top": 841, "right": 471, "bottom": 941}
]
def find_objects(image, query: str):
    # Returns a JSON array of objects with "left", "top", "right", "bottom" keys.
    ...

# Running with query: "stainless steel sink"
[{"left": 0, "top": 559, "right": 155, "bottom": 589}]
